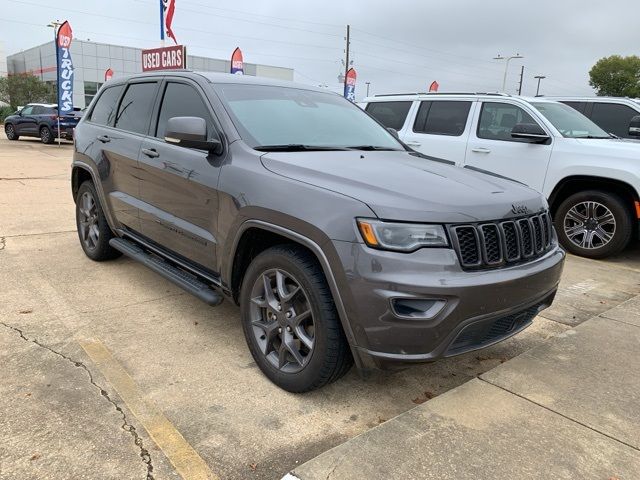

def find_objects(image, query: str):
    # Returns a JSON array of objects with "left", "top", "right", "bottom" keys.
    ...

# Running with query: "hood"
[
  {"left": 574, "top": 137, "right": 640, "bottom": 155},
  {"left": 261, "top": 151, "right": 546, "bottom": 223}
]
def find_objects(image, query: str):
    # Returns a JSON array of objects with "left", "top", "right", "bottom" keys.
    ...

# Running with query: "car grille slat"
[{"left": 451, "top": 211, "right": 553, "bottom": 270}]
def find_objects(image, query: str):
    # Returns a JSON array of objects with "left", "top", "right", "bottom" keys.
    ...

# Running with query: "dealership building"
[{"left": 7, "top": 40, "right": 294, "bottom": 108}]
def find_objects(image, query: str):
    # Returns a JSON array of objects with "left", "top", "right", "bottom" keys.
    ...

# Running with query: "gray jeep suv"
[{"left": 72, "top": 71, "right": 565, "bottom": 392}]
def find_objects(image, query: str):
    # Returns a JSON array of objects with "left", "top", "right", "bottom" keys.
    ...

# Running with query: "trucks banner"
[{"left": 56, "top": 21, "right": 74, "bottom": 116}]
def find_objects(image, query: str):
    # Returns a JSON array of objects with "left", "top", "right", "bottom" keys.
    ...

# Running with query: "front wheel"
[
  {"left": 240, "top": 245, "right": 352, "bottom": 392},
  {"left": 5, "top": 124, "right": 19, "bottom": 140},
  {"left": 554, "top": 190, "right": 632, "bottom": 259}
]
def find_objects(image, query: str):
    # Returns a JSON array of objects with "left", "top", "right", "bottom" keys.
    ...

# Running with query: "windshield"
[
  {"left": 215, "top": 84, "right": 404, "bottom": 151},
  {"left": 531, "top": 101, "right": 610, "bottom": 138}
]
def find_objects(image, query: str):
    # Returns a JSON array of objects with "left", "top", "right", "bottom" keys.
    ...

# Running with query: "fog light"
[{"left": 391, "top": 298, "right": 446, "bottom": 319}]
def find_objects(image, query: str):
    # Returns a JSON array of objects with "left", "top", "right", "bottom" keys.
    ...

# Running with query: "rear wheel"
[
  {"left": 240, "top": 245, "right": 352, "bottom": 392},
  {"left": 554, "top": 190, "right": 632, "bottom": 259},
  {"left": 40, "top": 126, "right": 54, "bottom": 144},
  {"left": 5, "top": 124, "right": 19, "bottom": 140},
  {"left": 75, "top": 181, "right": 121, "bottom": 261}
]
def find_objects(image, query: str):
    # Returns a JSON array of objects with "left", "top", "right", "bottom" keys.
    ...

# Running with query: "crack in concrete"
[
  {"left": 0, "top": 237, "right": 5, "bottom": 251},
  {"left": 0, "top": 322, "right": 155, "bottom": 479}
]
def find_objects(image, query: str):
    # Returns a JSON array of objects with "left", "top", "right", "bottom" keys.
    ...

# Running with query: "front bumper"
[{"left": 332, "top": 240, "right": 565, "bottom": 368}]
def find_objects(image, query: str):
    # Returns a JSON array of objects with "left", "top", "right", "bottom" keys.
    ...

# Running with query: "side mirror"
[
  {"left": 165, "top": 116, "right": 222, "bottom": 154},
  {"left": 511, "top": 122, "right": 550, "bottom": 143},
  {"left": 387, "top": 127, "right": 400, "bottom": 139},
  {"left": 629, "top": 115, "right": 640, "bottom": 137}
]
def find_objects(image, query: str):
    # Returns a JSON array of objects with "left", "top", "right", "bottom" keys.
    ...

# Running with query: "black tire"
[
  {"left": 75, "top": 181, "right": 122, "bottom": 261},
  {"left": 40, "top": 126, "right": 54, "bottom": 144},
  {"left": 5, "top": 124, "right": 19, "bottom": 140},
  {"left": 240, "top": 245, "right": 352, "bottom": 392},
  {"left": 554, "top": 190, "right": 632, "bottom": 259}
]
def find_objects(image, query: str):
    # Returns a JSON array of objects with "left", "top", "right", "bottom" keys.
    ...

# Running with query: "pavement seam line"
[
  {"left": 0, "top": 237, "right": 5, "bottom": 251},
  {"left": 478, "top": 376, "right": 640, "bottom": 453},
  {"left": 3, "top": 230, "right": 76, "bottom": 238},
  {"left": 597, "top": 314, "right": 640, "bottom": 329},
  {"left": 0, "top": 322, "right": 155, "bottom": 480},
  {"left": 79, "top": 338, "right": 219, "bottom": 480}
]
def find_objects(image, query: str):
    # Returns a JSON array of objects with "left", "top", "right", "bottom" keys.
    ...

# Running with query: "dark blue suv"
[{"left": 4, "top": 103, "right": 82, "bottom": 144}]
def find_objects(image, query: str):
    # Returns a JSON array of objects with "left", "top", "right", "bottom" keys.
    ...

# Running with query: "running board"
[{"left": 109, "top": 237, "right": 224, "bottom": 306}]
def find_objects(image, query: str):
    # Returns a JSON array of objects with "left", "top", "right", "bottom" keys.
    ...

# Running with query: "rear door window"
[
  {"left": 114, "top": 82, "right": 159, "bottom": 135},
  {"left": 365, "top": 101, "right": 412, "bottom": 130},
  {"left": 590, "top": 102, "right": 640, "bottom": 138},
  {"left": 561, "top": 101, "right": 587, "bottom": 114},
  {"left": 89, "top": 85, "right": 125, "bottom": 126},
  {"left": 413, "top": 101, "right": 471, "bottom": 136}
]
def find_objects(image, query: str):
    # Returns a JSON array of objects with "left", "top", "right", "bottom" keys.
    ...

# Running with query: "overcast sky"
[{"left": 1, "top": 0, "right": 637, "bottom": 99}]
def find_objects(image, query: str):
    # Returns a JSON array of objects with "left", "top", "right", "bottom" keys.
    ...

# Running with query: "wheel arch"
[
  {"left": 71, "top": 164, "right": 96, "bottom": 202},
  {"left": 548, "top": 175, "right": 639, "bottom": 218},
  {"left": 228, "top": 220, "right": 364, "bottom": 369}
]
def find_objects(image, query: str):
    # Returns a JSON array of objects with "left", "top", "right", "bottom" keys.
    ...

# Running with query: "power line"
[{"left": 6, "top": 0, "right": 343, "bottom": 51}]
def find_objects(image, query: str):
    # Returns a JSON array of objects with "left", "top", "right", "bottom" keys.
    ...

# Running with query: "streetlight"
[
  {"left": 365, "top": 82, "right": 371, "bottom": 97},
  {"left": 534, "top": 75, "right": 546, "bottom": 96},
  {"left": 494, "top": 53, "right": 524, "bottom": 92}
]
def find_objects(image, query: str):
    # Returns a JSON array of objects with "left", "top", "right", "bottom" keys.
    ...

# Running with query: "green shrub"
[{"left": 0, "top": 105, "right": 16, "bottom": 124}]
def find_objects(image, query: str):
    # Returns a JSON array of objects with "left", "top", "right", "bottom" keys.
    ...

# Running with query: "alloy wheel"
[
  {"left": 249, "top": 268, "right": 315, "bottom": 373},
  {"left": 6, "top": 125, "right": 15, "bottom": 139},
  {"left": 78, "top": 191, "right": 100, "bottom": 250},
  {"left": 41, "top": 128, "right": 51, "bottom": 143},
  {"left": 563, "top": 201, "right": 616, "bottom": 250}
]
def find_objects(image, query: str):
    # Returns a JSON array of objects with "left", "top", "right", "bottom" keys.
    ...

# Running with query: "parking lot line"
[{"left": 79, "top": 338, "right": 218, "bottom": 480}]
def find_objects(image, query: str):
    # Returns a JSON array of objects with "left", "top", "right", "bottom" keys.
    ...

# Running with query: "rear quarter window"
[
  {"left": 365, "top": 101, "right": 412, "bottom": 130},
  {"left": 89, "top": 85, "right": 125, "bottom": 126}
]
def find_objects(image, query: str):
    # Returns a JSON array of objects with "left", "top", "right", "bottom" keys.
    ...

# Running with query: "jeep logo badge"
[{"left": 511, "top": 204, "right": 530, "bottom": 215}]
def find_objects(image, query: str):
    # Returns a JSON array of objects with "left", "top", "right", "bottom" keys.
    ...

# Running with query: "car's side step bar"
[{"left": 109, "top": 237, "right": 224, "bottom": 306}]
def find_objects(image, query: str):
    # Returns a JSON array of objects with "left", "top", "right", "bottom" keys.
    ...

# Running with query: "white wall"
[{"left": 0, "top": 41, "right": 7, "bottom": 77}]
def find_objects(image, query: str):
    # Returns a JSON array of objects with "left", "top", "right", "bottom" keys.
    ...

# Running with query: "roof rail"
[{"left": 373, "top": 92, "right": 511, "bottom": 97}]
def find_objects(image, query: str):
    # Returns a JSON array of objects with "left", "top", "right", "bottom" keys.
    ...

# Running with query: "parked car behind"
[
  {"left": 4, "top": 103, "right": 82, "bottom": 144},
  {"left": 364, "top": 93, "right": 640, "bottom": 259},
  {"left": 71, "top": 72, "right": 564, "bottom": 392},
  {"left": 551, "top": 96, "right": 640, "bottom": 140}
]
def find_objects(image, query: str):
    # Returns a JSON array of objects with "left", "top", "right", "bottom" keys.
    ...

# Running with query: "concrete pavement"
[
  {"left": 289, "top": 298, "right": 640, "bottom": 479},
  {"left": 2, "top": 134, "right": 640, "bottom": 479}
]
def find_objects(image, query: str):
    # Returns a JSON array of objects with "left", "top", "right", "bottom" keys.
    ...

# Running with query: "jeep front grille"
[{"left": 450, "top": 211, "right": 553, "bottom": 269}]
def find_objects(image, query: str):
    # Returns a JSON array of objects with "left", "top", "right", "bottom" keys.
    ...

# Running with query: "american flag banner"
[{"left": 160, "top": 0, "right": 178, "bottom": 45}]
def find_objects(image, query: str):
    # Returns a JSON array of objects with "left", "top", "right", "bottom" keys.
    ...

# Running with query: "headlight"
[{"left": 357, "top": 218, "right": 449, "bottom": 251}]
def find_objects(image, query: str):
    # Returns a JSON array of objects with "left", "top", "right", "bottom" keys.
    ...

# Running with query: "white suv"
[
  {"left": 550, "top": 96, "right": 640, "bottom": 140},
  {"left": 364, "top": 93, "right": 640, "bottom": 259}
]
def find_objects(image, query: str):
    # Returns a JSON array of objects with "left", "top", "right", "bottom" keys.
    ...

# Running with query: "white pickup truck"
[{"left": 363, "top": 93, "right": 640, "bottom": 259}]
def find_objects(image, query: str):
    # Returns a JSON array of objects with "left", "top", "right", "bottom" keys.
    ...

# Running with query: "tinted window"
[
  {"left": 115, "top": 82, "right": 158, "bottom": 134},
  {"left": 20, "top": 106, "right": 34, "bottom": 115},
  {"left": 365, "top": 101, "right": 412, "bottom": 130},
  {"left": 478, "top": 102, "right": 539, "bottom": 142},
  {"left": 590, "top": 103, "right": 639, "bottom": 138},
  {"left": 413, "top": 101, "right": 471, "bottom": 136},
  {"left": 156, "top": 82, "right": 213, "bottom": 139},
  {"left": 561, "top": 101, "right": 587, "bottom": 114},
  {"left": 31, "top": 106, "right": 45, "bottom": 115},
  {"left": 90, "top": 85, "right": 124, "bottom": 126}
]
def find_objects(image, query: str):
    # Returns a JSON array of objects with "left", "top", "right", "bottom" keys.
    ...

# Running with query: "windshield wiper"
[
  {"left": 254, "top": 144, "right": 351, "bottom": 152},
  {"left": 344, "top": 145, "right": 401, "bottom": 151},
  {"left": 574, "top": 135, "right": 611, "bottom": 139}
]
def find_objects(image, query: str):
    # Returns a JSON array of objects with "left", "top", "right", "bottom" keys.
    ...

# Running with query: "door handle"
[
  {"left": 141, "top": 148, "right": 159, "bottom": 158},
  {"left": 405, "top": 141, "right": 422, "bottom": 147},
  {"left": 97, "top": 135, "right": 110, "bottom": 143},
  {"left": 471, "top": 147, "right": 491, "bottom": 154}
]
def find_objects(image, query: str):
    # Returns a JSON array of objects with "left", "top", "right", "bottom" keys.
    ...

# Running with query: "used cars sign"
[{"left": 142, "top": 45, "right": 186, "bottom": 72}]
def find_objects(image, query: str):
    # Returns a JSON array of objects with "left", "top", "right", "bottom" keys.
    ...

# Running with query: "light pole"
[
  {"left": 365, "top": 82, "right": 371, "bottom": 97},
  {"left": 494, "top": 53, "right": 524, "bottom": 92},
  {"left": 534, "top": 75, "right": 546, "bottom": 96}
]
